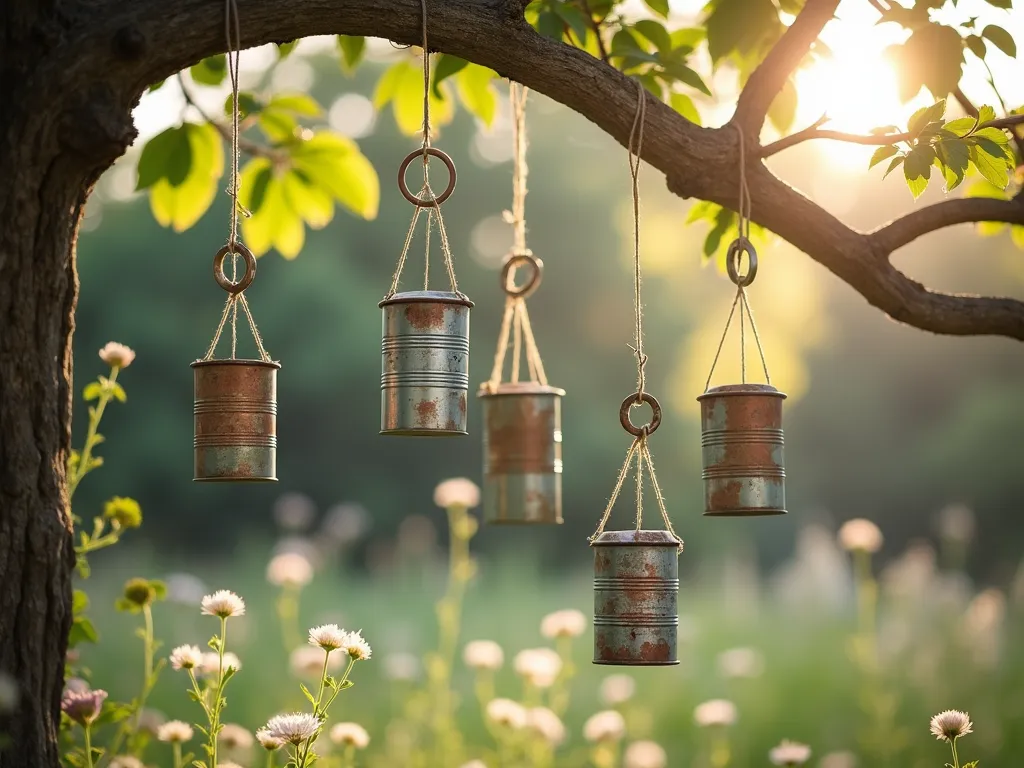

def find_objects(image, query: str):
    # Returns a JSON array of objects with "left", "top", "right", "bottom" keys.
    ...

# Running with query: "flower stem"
[
  {"left": 208, "top": 616, "right": 229, "bottom": 767},
  {"left": 951, "top": 737, "right": 961, "bottom": 768},
  {"left": 68, "top": 366, "right": 120, "bottom": 500},
  {"left": 173, "top": 742, "right": 183, "bottom": 768},
  {"left": 84, "top": 724, "right": 95, "bottom": 768}
]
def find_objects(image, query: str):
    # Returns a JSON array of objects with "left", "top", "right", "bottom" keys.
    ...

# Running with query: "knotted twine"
[
  {"left": 483, "top": 83, "right": 549, "bottom": 392},
  {"left": 702, "top": 124, "right": 770, "bottom": 390},
  {"left": 589, "top": 81, "right": 682, "bottom": 551},
  {"left": 202, "top": 0, "right": 272, "bottom": 363},
  {"left": 384, "top": 0, "right": 463, "bottom": 300}
]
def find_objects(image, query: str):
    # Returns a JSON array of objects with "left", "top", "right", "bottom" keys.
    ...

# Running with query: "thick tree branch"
[
  {"left": 872, "top": 197, "right": 1024, "bottom": 254},
  {"left": 730, "top": 0, "right": 840, "bottom": 134},
  {"left": 71, "top": 0, "right": 1024, "bottom": 340}
]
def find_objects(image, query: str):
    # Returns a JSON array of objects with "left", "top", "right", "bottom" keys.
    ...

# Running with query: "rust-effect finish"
[
  {"left": 697, "top": 383, "right": 786, "bottom": 516},
  {"left": 592, "top": 530, "right": 679, "bottom": 666},
  {"left": 192, "top": 359, "right": 280, "bottom": 482},
  {"left": 479, "top": 382, "right": 565, "bottom": 524},
  {"left": 380, "top": 290, "right": 473, "bottom": 436}
]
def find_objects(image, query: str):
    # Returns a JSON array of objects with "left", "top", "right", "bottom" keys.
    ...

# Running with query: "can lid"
[
  {"left": 697, "top": 383, "right": 786, "bottom": 400},
  {"left": 591, "top": 530, "right": 681, "bottom": 547},
  {"left": 191, "top": 359, "right": 282, "bottom": 369},
  {"left": 379, "top": 290, "right": 474, "bottom": 309},
  {"left": 477, "top": 382, "right": 566, "bottom": 398}
]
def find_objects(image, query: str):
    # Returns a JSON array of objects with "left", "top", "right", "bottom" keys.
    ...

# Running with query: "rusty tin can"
[
  {"left": 192, "top": 359, "right": 280, "bottom": 482},
  {"left": 697, "top": 383, "right": 786, "bottom": 516},
  {"left": 380, "top": 290, "right": 473, "bottom": 436},
  {"left": 479, "top": 382, "right": 565, "bottom": 524},
  {"left": 593, "top": 530, "right": 679, "bottom": 666}
]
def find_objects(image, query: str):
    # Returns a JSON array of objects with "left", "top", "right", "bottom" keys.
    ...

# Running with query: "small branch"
[
  {"left": 872, "top": 196, "right": 1024, "bottom": 253},
  {"left": 761, "top": 114, "right": 1024, "bottom": 157},
  {"left": 176, "top": 74, "right": 281, "bottom": 161},
  {"left": 954, "top": 82, "right": 1024, "bottom": 160},
  {"left": 953, "top": 87, "right": 980, "bottom": 119},
  {"left": 731, "top": 0, "right": 841, "bottom": 134},
  {"left": 578, "top": 0, "right": 608, "bottom": 63}
]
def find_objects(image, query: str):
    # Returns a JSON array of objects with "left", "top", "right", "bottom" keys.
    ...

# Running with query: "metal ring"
[
  {"left": 726, "top": 237, "right": 758, "bottom": 287},
  {"left": 619, "top": 392, "right": 662, "bottom": 437},
  {"left": 213, "top": 242, "right": 256, "bottom": 294},
  {"left": 397, "top": 147, "right": 457, "bottom": 208},
  {"left": 500, "top": 252, "right": 543, "bottom": 298}
]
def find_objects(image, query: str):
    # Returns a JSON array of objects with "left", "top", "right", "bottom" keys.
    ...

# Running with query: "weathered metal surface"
[
  {"left": 380, "top": 290, "right": 473, "bottom": 436},
  {"left": 192, "top": 359, "right": 280, "bottom": 482},
  {"left": 697, "top": 383, "right": 786, "bottom": 516},
  {"left": 593, "top": 530, "right": 679, "bottom": 666},
  {"left": 479, "top": 382, "right": 565, "bottom": 524}
]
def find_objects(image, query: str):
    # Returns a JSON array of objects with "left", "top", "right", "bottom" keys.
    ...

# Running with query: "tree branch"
[
  {"left": 871, "top": 196, "right": 1024, "bottom": 254},
  {"left": 76, "top": 0, "right": 1024, "bottom": 340},
  {"left": 176, "top": 74, "right": 283, "bottom": 161},
  {"left": 730, "top": 0, "right": 840, "bottom": 134}
]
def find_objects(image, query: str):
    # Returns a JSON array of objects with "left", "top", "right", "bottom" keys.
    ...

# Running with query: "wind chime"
[
  {"left": 192, "top": 0, "right": 280, "bottom": 483},
  {"left": 478, "top": 85, "right": 565, "bottom": 525},
  {"left": 590, "top": 85, "right": 683, "bottom": 667},
  {"left": 697, "top": 126, "right": 786, "bottom": 516},
  {"left": 379, "top": 1, "right": 472, "bottom": 437}
]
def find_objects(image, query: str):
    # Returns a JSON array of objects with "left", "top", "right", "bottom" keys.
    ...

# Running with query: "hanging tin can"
[
  {"left": 380, "top": 290, "right": 473, "bottom": 436},
  {"left": 192, "top": 359, "right": 280, "bottom": 482},
  {"left": 697, "top": 383, "right": 786, "bottom": 516},
  {"left": 479, "top": 382, "right": 565, "bottom": 524},
  {"left": 593, "top": 529, "right": 679, "bottom": 666}
]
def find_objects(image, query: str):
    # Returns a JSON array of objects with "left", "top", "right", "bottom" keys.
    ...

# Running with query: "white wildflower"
[
  {"left": 217, "top": 763, "right": 245, "bottom": 768},
  {"left": 157, "top": 720, "right": 194, "bottom": 743},
  {"left": 937, "top": 503, "right": 975, "bottom": 543},
  {"left": 526, "top": 707, "right": 566, "bottom": 745},
  {"left": 433, "top": 478, "right": 481, "bottom": 508},
  {"left": 540, "top": 609, "right": 586, "bottom": 639},
  {"left": 308, "top": 623, "right": 347, "bottom": 651},
  {"left": 583, "top": 710, "right": 626, "bottom": 742},
  {"left": 460, "top": 762, "right": 488, "bottom": 768},
  {"left": 513, "top": 648, "right": 562, "bottom": 688},
  {"left": 486, "top": 698, "right": 528, "bottom": 729},
  {"left": 716, "top": 647, "right": 764, "bottom": 679},
  {"left": 818, "top": 751, "right": 857, "bottom": 768},
  {"left": 200, "top": 652, "right": 242, "bottom": 677},
  {"left": 98, "top": 342, "right": 136, "bottom": 368},
  {"left": 329, "top": 722, "right": 370, "bottom": 749},
  {"left": 770, "top": 739, "right": 812, "bottom": 766},
  {"left": 694, "top": 699, "right": 737, "bottom": 727},
  {"left": 599, "top": 674, "right": 635, "bottom": 706},
  {"left": 384, "top": 652, "right": 420, "bottom": 681},
  {"left": 929, "top": 710, "right": 973, "bottom": 742},
  {"left": 291, "top": 646, "right": 342, "bottom": 678},
  {"left": 108, "top": 758, "right": 144, "bottom": 768},
  {"left": 267, "top": 552, "right": 314, "bottom": 588},
  {"left": 463, "top": 640, "right": 504, "bottom": 671},
  {"left": 624, "top": 740, "right": 668, "bottom": 768},
  {"left": 264, "top": 712, "right": 323, "bottom": 745},
  {"left": 219, "top": 723, "right": 253, "bottom": 749},
  {"left": 256, "top": 727, "right": 284, "bottom": 751},
  {"left": 169, "top": 644, "right": 203, "bottom": 671},
  {"left": 341, "top": 629, "right": 372, "bottom": 660},
  {"left": 273, "top": 492, "right": 317, "bottom": 531},
  {"left": 201, "top": 589, "right": 246, "bottom": 618},
  {"left": 838, "top": 519, "right": 883, "bottom": 554}
]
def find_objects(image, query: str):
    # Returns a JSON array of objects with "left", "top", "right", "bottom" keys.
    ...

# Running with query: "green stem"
[
  {"left": 266, "top": 750, "right": 275, "bottom": 768},
  {"left": 100, "top": 604, "right": 158, "bottom": 764},
  {"left": 276, "top": 585, "right": 302, "bottom": 652},
  {"left": 68, "top": 366, "right": 120, "bottom": 500},
  {"left": 173, "top": 742, "right": 183, "bottom": 768},
  {"left": 84, "top": 724, "right": 95, "bottom": 768},
  {"left": 208, "top": 617, "right": 229, "bottom": 767},
  {"left": 951, "top": 737, "right": 961, "bottom": 768}
]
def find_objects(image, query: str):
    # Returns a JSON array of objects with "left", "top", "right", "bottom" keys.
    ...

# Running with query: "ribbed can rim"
[{"left": 379, "top": 290, "right": 474, "bottom": 308}]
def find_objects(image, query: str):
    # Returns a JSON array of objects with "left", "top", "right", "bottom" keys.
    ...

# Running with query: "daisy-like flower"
[
  {"left": 201, "top": 589, "right": 246, "bottom": 618},
  {"left": 486, "top": 698, "right": 528, "bottom": 729},
  {"left": 599, "top": 674, "right": 635, "bottom": 706},
  {"left": 929, "top": 710, "right": 973, "bottom": 742},
  {"left": 463, "top": 640, "right": 504, "bottom": 671},
  {"left": 308, "top": 623, "right": 347, "bottom": 652},
  {"left": 624, "top": 740, "right": 668, "bottom": 768},
  {"left": 61, "top": 687, "right": 107, "bottom": 726},
  {"left": 219, "top": 723, "right": 254, "bottom": 749},
  {"left": 255, "top": 727, "right": 284, "bottom": 751},
  {"left": 693, "top": 699, "right": 738, "bottom": 728},
  {"left": 157, "top": 720, "right": 194, "bottom": 743},
  {"left": 433, "top": 478, "right": 481, "bottom": 509},
  {"left": 526, "top": 706, "right": 566, "bottom": 746},
  {"left": 267, "top": 552, "right": 314, "bottom": 588},
  {"left": 514, "top": 648, "right": 562, "bottom": 688},
  {"left": 264, "top": 712, "right": 323, "bottom": 745},
  {"left": 583, "top": 710, "right": 626, "bottom": 743},
  {"left": 108, "top": 758, "right": 144, "bottom": 768},
  {"left": 217, "top": 763, "right": 245, "bottom": 768},
  {"left": 818, "top": 751, "right": 857, "bottom": 768},
  {"left": 460, "top": 762, "right": 488, "bottom": 768},
  {"left": 838, "top": 519, "right": 883, "bottom": 554},
  {"left": 716, "top": 647, "right": 764, "bottom": 679},
  {"left": 540, "top": 609, "right": 586, "bottom": 639},
  {"left": 169, "top": 644, "right": 203, "bottom": 671},
  {"left": 341, "top": 629, "right": 372, "bottom": 660},
  {"left": 137, "top": 708, "right": 166, "bottom": 735},
  {"left": 291, "top": 646, "right": 343, "bottom": 678},
  {"left": 329, "top": 722, "right": 371, "bottom": 749},
  {"left": 99, "top": 342, "right": 136, "bottom": 368},
  {"left": 200, "top": 651, "right": 242, "bottom": 677},
  {"left": 769, "top": 739, "right": 812, "bottom": 766}
]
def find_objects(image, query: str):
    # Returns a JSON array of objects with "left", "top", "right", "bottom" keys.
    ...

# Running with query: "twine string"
[{"left": 627, "top": 82, "right": 647, "bottom": 401}]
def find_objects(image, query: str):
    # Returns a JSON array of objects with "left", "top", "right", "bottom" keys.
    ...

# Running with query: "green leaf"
[
  {"left": 73, "top": 589, "right": 89, "bottom": 614},
  {"left": 904, "top": 148, "right": 932, "bottom": 198},
  {"left": 660, "top": 62, "right": 712, "bottom": 95},
  {"left": 83, "top": 381, "right": 103, "bottom": 401},
  {"left": 149, "top": 123, "right": 224, "bottom": 232},
  {"left": 266, "top": 94, "right": 323, "bottom": 117},
  {"left": 935, "top": 137, "right": 970, "bottom": 190},
  {"left": 670, "top": 92, "right": 701, "bottom": 125},
  {"left": 291, "top": 132, "right": 380, "bottom": 219},
  {"left": 190, "top": 55, "right": 227, "bottom": 86},
  {"left": 965, "top": 34, "right": 987, "bottom": 58},
  {"left": 610, "top": 29, "right": 652, "bottom": 59},
  {"left": 969, "top": 141, "right": 1012, "bottom": 187},
  {"left": 116, "top": 597, "right": 141, "bottom": 614},
  {"left": 299, "top": 683, "right": 316, "bottom": 704},
  {"left": 276, "top": 41, "right": 298, "bottom": 58},
  {"left": 247, "top": 164, "right": 273, "bottom": 217},
  {"left": 259, "top": 110, "right": 298, "bottom": 144},
  {"left": 908, "top": 99, "right": 946, "bottom": 136},
  {"left": 282, "top": 169, "right": 335, "bottom": 229},
  {"left": 644, "top": 0, "right": 670, "bottom": 19},
  {"left": 671, "top": 28, "right": 705, "bottom": 49},
  {"left": 869, "top": 144, "right": 900, "bottom": 168},
  {"left": 767, "top": 78, "right": 797, "bottom": 133},
  {"left": 883, "top": 154, "right": 905, "bottom": 179},
  {"left": 886, "top": 24, "right": 964, "bottom": 100},
  {"left": 224, "top": 92, "right": 261, "bottom": 120},
  {"left": 978, "top": 105, "right": 997, "bottom": 124},
  {"left": 943, "top": 117, "right": 977, "bottom": 137},
  {"left": 973, "top": 126, "right": 1010, "bottom": 145},
  {"left": 337, "top": 36, "right": 367, "bottom": 74},
  {"left": 982, "top": 25, "right": 1016, "bottom": 57},
  {"left": 536, "top": 10, "right": 563, "bottom": 41},
  {"left": 110, "top": 382, "right": 126, "bottom": 403},
  {"left": 375, "top": 61, "right": 454, "bottom": 137},
  {"left": 432, "top": 55, "right": 469, "bottom": 98},
  {"left": 69, "top": 616, "right": 99, "bottom": 647},
  {"left": 634, "top": 20, "right": 672, "bottom": 53},
  {"left": 136, "top": 127, "right": 186, "bottom": 190},
  {"left": 553, "top": 4, "right": 590, "bottom": 45},
  {"left": 456, "top": 65, "right": 498, "bottom": 126}
]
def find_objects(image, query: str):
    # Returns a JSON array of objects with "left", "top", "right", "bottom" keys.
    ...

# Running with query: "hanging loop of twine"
[
  {"left": 589, "top": 80, "right": 681, "bottom": 552},
  {"left": 384, "top": 0, "right": 463, "bottom": 301},
  {"left": 201, "top": 0, "right": 272, "bottom": 364}
]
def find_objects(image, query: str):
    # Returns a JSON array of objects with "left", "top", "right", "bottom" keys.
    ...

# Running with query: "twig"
[
  {"left": 578, "top": 0, "right": 608, "bottom": 63},
  {"left": 176, "top": 73, "right": 282, "bottom": 161}
]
